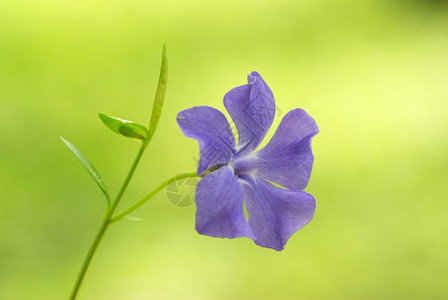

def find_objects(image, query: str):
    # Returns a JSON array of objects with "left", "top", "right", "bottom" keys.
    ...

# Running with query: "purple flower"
[{"left": 177, "top": 72, "right": 319, "bottom": 251}]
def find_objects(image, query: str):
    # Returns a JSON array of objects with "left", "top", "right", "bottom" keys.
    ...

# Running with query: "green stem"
[
  {"left": 110, "top": 172, "right": 197, "bottom": 224},
  {"left": 70, "top": 143, "right": 147, "bottom": 300}
]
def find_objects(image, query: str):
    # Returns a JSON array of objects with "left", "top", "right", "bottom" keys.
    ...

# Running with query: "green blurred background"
[{"left": 1, "top": 0, "right": 447, "bottom": 299}]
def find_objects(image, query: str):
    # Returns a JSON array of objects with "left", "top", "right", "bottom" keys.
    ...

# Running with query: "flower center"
[{"left": 230, "top": 154, "right": 262, "bottom": 178}]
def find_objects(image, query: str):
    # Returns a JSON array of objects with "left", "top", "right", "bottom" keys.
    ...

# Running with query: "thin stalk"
[
  {"left": 70, "top": 143, "right": 147, "bottom": 300},
  {"left": 110, "top": 172, "right": 197, "bottom": 224}
]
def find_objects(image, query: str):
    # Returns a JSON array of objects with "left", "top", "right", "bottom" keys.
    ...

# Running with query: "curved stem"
[
  {"left": 69, "top": 213, "right": 108, "bottom": 300},
  {"left": 110, "top": 171, "right": 197, "bottom": 224},
  {"left": 70, "top": 143, "right": 147, "bottom": 300}
]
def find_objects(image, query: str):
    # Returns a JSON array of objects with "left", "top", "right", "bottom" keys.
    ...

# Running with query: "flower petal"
[
  {"left": 177, "top": 106, "right": 235, "bottom": 175},
  {"left": 240, "top": 176, "right": 315, "bottom": 251},
  {"left": 255, "top": 108, "right": 319, "bottom": 190},
  {"left": 224, "top": 72, "right": 276, "bottom": 155},
  {"left": 195, "top": 166, "right": 255, "bottom": 239}
]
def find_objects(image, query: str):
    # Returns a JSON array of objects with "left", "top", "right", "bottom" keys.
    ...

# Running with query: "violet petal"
[
  {"left": 177, "top": 106, "right": 235, "bottom": 175},
  {"left": 224, "top": 72, "right": 276, "bottom": 156},
  {"left": 254, "top": 108, "right": 319, "bottom": 190},
  {"left": 195, "top": 166, "right": 255, "bottom": 239},
  {"left": 240, "top": 176, "right": 315, "bottom": 251}
]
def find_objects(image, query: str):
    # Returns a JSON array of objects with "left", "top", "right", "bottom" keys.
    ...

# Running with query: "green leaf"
[
  {"left": 98, "top": 113, "right": 123, "bottom": 134},
  {"left": 60, "top": 137, "right": 111, "bottom": 206},
  {"left": 148, "top": 44, "right": 168, "bottom": 138},
  {"left": 99, "top": 113, "right": 149, "bottom": 141}
]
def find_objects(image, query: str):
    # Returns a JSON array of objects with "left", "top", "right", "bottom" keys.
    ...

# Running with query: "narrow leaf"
[
  {"left": 60, "top": 136, "right": 111, "bottom": 205},
  {"left": 99, "top": 113, "right": 149, "bottom": 141},
  {"left": 148, "top": 44, "right": 168, "bottom": 137}
]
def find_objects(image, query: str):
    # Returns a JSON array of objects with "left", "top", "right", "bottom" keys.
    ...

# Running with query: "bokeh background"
[{"left": 1, "top": 0, "right": 447, "bottom": 299}]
